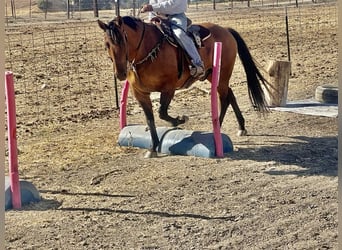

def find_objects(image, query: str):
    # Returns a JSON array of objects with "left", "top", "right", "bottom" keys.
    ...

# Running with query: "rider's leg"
[{"left": 169, "top": 13, "right": 205, "bottom": 78}]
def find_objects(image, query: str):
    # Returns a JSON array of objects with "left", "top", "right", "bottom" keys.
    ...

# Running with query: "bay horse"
[{"left": 98, "top": 16, "right": 269, "bottom": 158}]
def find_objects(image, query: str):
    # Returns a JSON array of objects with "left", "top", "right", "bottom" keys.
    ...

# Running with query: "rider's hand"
[{"left": 140, "top": 4, "right": 153, "bottom": 13}]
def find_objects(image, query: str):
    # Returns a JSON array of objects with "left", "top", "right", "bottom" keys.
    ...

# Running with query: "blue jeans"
[{"left": 169, "top": 13, "right": 203, "bottom": 66}]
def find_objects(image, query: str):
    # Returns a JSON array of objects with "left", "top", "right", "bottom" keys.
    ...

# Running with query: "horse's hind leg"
[
  {"left": 218, "top": 87, "right": 247, "bottom": 136},
  {"left": 159, "top": 91, "right": 188, "bottom": 127},
  {"left": 227, "top": 88, "right": 247, "bottom": 136}
]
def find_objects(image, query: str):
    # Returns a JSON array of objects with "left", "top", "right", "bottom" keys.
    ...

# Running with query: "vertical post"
[
  {"left": 116, "top": 0, "right": 120, "bottom": 16},
  {"left": 120, "top": 80, "right": 130, "bottom": 129},
  {"left": 44, "top": 0, "right": 48, "bottom": 20},
  {"left": 211, "top": 42, "right": 224, "bottom": 158},
  {"left": 5, "top": 0, "right": 8, "bottom": 21},
  {"left": 93, "top": 0, "right": 99, "bottom": 17},
  {"left": 114, "top": 76, "right": 119, "bottom": 109},
  {"left": 113, "top": 1, "right": 119, "bottom": 111},
  {"left": 285, "top": 7, "right": 291, "bottom": 62},
  {"left": 10, "top": 0, "right": 16, "bottom": 19},
  {"left": 5, "top": 72, "right": 21, "bottom": 209},
  {"left": 67, "top": 0, "right": 70, "bottom": 19},
  {"left": 133, "top": 0, "right": 136, "bottom": 16}
]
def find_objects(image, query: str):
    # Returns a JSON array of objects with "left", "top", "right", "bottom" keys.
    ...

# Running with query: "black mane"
[{"left": 121, "top": 16, "right": 142, "bottom": 31}]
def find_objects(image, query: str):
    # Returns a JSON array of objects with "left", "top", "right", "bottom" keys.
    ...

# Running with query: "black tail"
[{"left": 228, "top": 28, "right": 269, "bottom": 113}]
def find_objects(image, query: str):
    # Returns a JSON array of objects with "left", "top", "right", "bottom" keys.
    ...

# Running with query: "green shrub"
[
  {"left": 37, "top": 0, "right": 67, "bottom": 11},
  {"left": 74, "top": 0, "right": 114, "bottom": 11},
  {"left": 37, "top": 0, "right": 53, "bottom": 10}
]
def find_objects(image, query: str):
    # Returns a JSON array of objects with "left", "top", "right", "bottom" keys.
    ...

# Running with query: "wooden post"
[
  {"left": 132, "top": 0, "right": 136, "bottom": 16},
  {"left": 116, "top": 0, "right": 120, "bottom": 16},
  {"left": 93, "top": 0, "right": 99, "bottom": 17},
  {"left": 44, "top": 0, "right": 48, "bottom": 20},
  {"left": 265, "top": 60, "right": 291, "bottom": 107},
  {"left": 10, "top": 0, "right": 16, "bottom": 19},
  {"left": 67, "top": 0, "right": 70, "bottom": 19}
]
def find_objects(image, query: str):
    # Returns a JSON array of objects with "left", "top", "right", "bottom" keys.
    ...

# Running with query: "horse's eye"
[{"left": 105, "top": 42, "right": 110, "bottom": 49}]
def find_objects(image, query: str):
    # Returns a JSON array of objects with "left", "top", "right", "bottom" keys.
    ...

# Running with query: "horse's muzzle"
[{"left": 116, "top": 72, "right": 127, "bottom": 81}]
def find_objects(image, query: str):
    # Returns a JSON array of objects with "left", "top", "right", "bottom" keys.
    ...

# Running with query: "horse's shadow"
[
  {"left": 229, "top": 134, "right": 338, "bottom": 177},
  {"left": 57, "top": 206, "right": 235, "bottom": 221},
  {"left": 28, "top": 190, "right": 235, "bottom": 221}
]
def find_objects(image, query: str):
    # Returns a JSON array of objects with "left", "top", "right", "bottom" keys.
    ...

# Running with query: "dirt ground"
[{"left": 5, "top": 2, "right": 338, "bottom": 250}]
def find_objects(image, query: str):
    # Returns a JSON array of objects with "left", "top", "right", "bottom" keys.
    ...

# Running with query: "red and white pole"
[
  {"left": 211, "top": 42, "right": 224, "bottom": 157},
  {"left": 5, "top": 71, "right": 22, "bottom": 209},
  {"left": 119, "top": 80, "right": 130, "bottom": 129}
]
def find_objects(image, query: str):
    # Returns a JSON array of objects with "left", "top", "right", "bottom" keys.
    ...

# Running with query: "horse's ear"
[{"left": 98, "top": 20, "right": 108, "bottom": 31}]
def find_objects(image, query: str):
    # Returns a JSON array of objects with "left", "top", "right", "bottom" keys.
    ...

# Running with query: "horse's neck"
[
  {"left": 125, "top": 22, "right": 163, "bottom": 63},
  {"left": 143, "top": 24, "right": 163, "bottom": 48}
]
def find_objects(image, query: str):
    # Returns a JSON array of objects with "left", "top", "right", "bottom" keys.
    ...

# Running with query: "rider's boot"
[{"left": 190, "top": 61, "right": 205, "bottom": 79}]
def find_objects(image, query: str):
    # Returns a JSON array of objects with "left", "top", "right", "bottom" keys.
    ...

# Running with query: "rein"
[
  {"left": 135, "top": 21, "right": 145, "bottom": 50},
  {"left": 129, "top": 21, "right": 166, "bottom": 67}
]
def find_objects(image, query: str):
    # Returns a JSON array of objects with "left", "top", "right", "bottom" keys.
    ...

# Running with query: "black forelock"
[
  {"left": 107, "top": 20, "right": 123, "bottom": 45},
  {"left": 106, "top": 16, "right": 143, "bottom": 44}
]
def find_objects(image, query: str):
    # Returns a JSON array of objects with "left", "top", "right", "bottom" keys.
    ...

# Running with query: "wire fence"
[
  {"left": 5, "top": 0, "right": 334, "bottom": 22},
  {"left": 4, "top": 1, "right": 337, "bottom": 138},
  {"left": 5, "top": 21, "right": 116, "bottom": 130}
]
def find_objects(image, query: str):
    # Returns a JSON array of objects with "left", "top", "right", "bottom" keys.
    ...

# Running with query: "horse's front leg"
[
  {"left": 134, "top": 90, "right": 160, "bottom": 158},
  {"left": 159, "top": 91, "right": 188, "bottom": 127}
]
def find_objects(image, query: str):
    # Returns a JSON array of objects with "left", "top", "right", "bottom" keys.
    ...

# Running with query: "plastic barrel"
[
  {"left": 5, "top": 176, "right": 41, "bottom": 210},
  {"left": 118, "top": 125, "right": 233, "bottom": 158}
]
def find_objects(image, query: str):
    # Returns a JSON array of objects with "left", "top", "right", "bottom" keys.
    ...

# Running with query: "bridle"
[{"left": 107, "top": 17, "right": 166, "bottom": 73}]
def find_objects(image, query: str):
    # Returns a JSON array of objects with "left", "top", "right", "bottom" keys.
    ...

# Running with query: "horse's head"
[{"left": 98, "top": 17, "right": 128, "bottom": 81}]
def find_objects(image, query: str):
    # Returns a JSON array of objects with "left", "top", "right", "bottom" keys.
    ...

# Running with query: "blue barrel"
[
  {"left": 5, "top": 176, "right": 41, "bottom": 210},
  {"left": 118, "top": 125, "right": 233, "bottom": 158}
]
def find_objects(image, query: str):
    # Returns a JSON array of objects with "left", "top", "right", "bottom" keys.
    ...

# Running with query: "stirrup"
[{"left": 190, "top": 64, "right": 205, "bottom": 79}]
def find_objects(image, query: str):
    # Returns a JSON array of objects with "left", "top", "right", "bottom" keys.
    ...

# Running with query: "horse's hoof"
[
  {"left": 144, "top": 151, "right": 158, "bottom": 158},
  {"left": 237, "top": 130, "right": 247, "bottom": 136}
]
